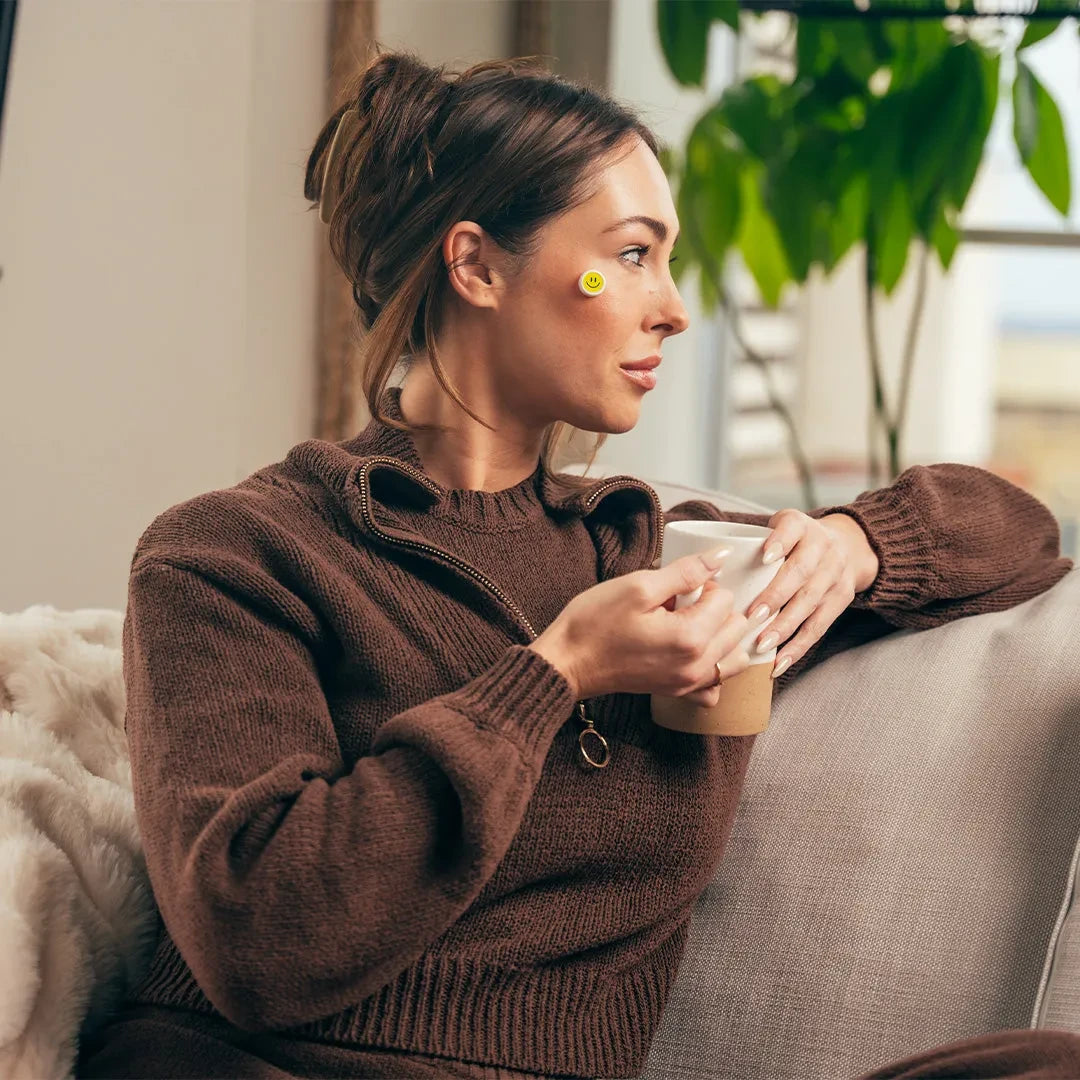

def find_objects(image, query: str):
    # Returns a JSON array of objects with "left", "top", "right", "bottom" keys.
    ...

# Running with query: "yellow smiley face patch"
[{"left": 578, "top": 270, "right": 606, "bottom": 297}]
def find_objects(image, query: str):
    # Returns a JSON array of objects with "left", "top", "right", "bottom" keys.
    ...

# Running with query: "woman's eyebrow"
[{"left": 602, "top": 215, "right": 681, "bottom": 247}]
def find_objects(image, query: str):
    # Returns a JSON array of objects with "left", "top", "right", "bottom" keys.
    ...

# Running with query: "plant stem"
[
  {"left": 869, "top": 397, "right": 881, "bottom": 489},
  {"left": 894, "top": 241, "right": 931, "bottom": 478},
  {"left": 715, "top": 281, "right": 819, "bottom": 510},
  {"left": 863, "top": 245, "right": 896, "bottom": 486}
]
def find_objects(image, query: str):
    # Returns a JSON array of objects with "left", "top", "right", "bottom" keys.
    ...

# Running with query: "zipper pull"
[{"left": 576, "top": 700, "right": 610, "bottom": 769}]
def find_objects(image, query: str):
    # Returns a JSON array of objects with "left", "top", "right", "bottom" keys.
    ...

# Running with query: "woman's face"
[{"left": 445, "top": 136, "right": 691, "bottom": 437}]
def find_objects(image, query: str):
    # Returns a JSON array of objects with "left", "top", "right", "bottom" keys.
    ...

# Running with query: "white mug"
[{"left": 661, "top": 520, "right": 786, "bottom": 666}]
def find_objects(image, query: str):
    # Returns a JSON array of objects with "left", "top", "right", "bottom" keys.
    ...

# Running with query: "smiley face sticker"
[{"left": 578, "top": 269, "right": 606, "bottom": 297}]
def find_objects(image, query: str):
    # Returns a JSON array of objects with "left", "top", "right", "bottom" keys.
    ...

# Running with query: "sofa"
[
  {"left": 628, "top": 472, "right": 1080, "bottom": 1080},
  {"left": 1, "top": 473, "right": 1077, "bottom": 1080}
]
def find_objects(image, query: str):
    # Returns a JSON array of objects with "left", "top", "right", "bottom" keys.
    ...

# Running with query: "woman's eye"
[
  {"left": 620, "top": 245, "right": 650, "bottom": 267},
  {"left": 620, "top": 245, "right": 679, "bottom": 268}
]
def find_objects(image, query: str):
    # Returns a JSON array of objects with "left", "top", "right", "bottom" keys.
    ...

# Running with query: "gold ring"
[{"left": 715, "top": 661, "right": 725, "bottom": 687}]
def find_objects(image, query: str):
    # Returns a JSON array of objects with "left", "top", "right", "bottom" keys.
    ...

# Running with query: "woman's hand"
[{"left": 746, "top": 510, "right": 880, "bottom": 679}]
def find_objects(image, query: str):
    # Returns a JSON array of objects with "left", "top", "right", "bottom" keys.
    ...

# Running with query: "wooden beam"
[
  {"left": 514, "top": 0, "right": 553, "bottom": 63},
  {"left": 316, "top": 1, "right": 375, "bottom": 441}
]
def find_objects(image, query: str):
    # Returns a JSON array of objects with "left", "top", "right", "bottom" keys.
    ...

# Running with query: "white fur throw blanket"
[{"left": 0, "top": 605, "right": 160, "bottom": 1080}]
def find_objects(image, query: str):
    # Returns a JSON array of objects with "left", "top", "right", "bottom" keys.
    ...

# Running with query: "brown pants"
[{"left": 75, "top": 1005, "right": 1080, "bottom": 1079}]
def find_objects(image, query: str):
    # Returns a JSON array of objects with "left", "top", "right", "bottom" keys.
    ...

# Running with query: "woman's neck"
[{"left": 397, "top": 368, "right": 544, "bottom": 493}]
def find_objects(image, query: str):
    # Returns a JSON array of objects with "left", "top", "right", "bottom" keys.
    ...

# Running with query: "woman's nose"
[
  {"left": 668, "top": 295, "right": 690, "bottom": 334},
  {"left": 659, "top": 286, "right": 690, "bottom": 335}
]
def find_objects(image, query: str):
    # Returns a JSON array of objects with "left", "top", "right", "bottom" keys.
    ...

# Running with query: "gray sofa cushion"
[{"left": 612, "top": 473, "right": 1080, "bottom": 1080}]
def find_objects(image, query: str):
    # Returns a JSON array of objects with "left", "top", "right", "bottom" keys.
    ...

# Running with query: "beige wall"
[{"left": 0, "top": 0, "right": 329, "bottom": 612}]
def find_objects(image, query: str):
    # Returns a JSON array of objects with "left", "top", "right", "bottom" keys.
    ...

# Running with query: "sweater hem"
[{"left": 126, "top": 922, "right": 690, "bottom": 1077}]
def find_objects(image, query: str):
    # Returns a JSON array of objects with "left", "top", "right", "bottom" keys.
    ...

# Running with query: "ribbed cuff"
[
  {"left": 441, "top": 644, "right": 581, "bottom": 760},
  {"left": 812, "top": 481, "right": 938, "bottom": 611}
]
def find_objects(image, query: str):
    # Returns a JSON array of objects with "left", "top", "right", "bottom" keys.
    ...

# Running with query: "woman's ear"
[{"left": 442, "top": 222, "right": 502, "bottom": 310}]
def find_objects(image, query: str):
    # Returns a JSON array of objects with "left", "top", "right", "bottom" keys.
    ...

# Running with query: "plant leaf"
[
  {"left": 697, "top": 260, "right": 722, "bottom": 314},
  {"left": 685, "top": 133, "right": 743, "bottom": 260},
  {"left": 765, "top": 134, "right": 840, "bottom": 282},
  {"left": 656, "top": 0, "right": 711, "bottom": 88},
  {"left": 862, "top": 93, "right": 906, "bottom": 212},
  {"left": 826, "top": 169, "right": 869, "bottom": 273},
  {"left": 674, "top": 115, "right": 744, "bottom": 300},
  {"left": 831, "top": 19, "right": 883, "bottom": 83},
  {"left": 715, "top": 76, "right": 788, "bottom": 162},
  {"left": 882, "top": 18, "right": 951, "bottom": 91},
  {"left": 791, "top": 61, "right": 866, "bottom": 133},
  {"left": 736, "top": 166, "right": 791, "bottom": 308},
  {"left": 910, "top": 44, "right": 998, "bottom": 229},
  {"left": 713, "top": 0, "right": 739, "bottom": 32},
  {"left": 1013, "top": 58, "right": 1072, "bottom": 215},
  {"left": 930, "top": 205, "right": 960, "bottom": 271},
  {"left": 871, "top": 176, "right": 914, "bottom": 295},
  {"left": 947, "top": 48, "right": 999, "bottom": 212},
  {"left": 902, "top": 43, "right": 984, "bottom": 216},
  {"left": 656, "top": 0, "right": 739, "bottom": 88},
  {"left": 1019, "top": 20, "right": 1060, "bottom": 50},
  {"left": 796, "top": 18, "right": 837, "bottom": 79}
]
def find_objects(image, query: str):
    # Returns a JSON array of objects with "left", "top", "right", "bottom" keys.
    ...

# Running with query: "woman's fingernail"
[
  {"left": 750, "top": 604, "right": 770, "bottom": 622},
  {"left": 762, "top": 543, "right": 783, "bottom": 565},
  {"left": 772, "top": 655, "right": 792, "bottom": 678},
  {"left": 756, "top": 632, "right": 778, "bottom": 654},
  {"left": 700, "top": 545, "right": 732, "bottom": 569}
]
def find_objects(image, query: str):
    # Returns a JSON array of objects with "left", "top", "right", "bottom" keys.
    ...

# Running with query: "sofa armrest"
[{"left": 641, "top": 567, "right": 1080, "bottom": 1080}]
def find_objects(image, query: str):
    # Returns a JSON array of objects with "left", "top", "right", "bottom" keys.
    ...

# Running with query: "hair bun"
[{"left": 315, "top": 53, "right": 452, "bottom": 227}]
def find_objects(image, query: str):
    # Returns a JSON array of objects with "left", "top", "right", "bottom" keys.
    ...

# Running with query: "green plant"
[{"left": 657, "top": 0, "right": 1076, "bottom": 504}]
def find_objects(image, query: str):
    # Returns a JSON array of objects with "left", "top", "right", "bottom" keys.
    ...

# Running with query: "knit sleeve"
[
  {"left": 122, "top": 557, "right": 579, "bottom": 1034},
  {"left": 664, "top": 463, "right": 1074, "bottom": 684}
]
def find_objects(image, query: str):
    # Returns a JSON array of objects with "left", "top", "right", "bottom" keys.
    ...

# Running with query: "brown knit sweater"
[{"left": 112, "top": 384, "right": 1073, "bottom": 1078}]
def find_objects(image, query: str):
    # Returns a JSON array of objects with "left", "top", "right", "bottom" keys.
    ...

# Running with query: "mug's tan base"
[{"left": 651, "top": 662, "right": 774, "bottom": 736}]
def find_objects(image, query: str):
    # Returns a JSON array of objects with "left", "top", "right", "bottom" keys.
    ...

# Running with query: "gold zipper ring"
[{"left": 576, "top": 701, "right": 610, "bottom": 769}]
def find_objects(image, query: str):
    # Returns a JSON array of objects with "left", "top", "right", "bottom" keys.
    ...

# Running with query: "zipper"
[
  {"left": 582, "top": 474, "right": 665, "bottom": 568},
  {"left": 356, "top": 457, "right": 665, "bottom": 771}
]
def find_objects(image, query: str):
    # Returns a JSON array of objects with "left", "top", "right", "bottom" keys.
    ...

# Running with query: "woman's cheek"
[{"left": 575, "top": 290, "right": 629, "bottom": 342}]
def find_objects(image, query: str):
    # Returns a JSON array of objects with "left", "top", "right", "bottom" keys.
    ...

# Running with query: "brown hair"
[{"left": 303, "top": 46, "right": 663, "bottom": 494}]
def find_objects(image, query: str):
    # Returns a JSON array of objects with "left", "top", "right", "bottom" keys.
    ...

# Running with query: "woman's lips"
[{"left": 620, "top": 367, "right": 657, "bottom": 390}]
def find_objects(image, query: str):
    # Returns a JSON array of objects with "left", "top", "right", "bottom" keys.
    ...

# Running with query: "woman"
[{"left": 77, "top": 50, "right": 1079, "bottom": 1080}]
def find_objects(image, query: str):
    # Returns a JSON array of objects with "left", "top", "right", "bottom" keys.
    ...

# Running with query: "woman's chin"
[
  {"left": 557, "top": 384, "right": 643, "bottom": 436},
  {"left": 600, "top": 398, "right": 644, "bottom": 434}
]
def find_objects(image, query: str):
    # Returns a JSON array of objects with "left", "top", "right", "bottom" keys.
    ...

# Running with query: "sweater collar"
[{"left": 283, "top": 385, "right": 665, "bottom": 572}]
